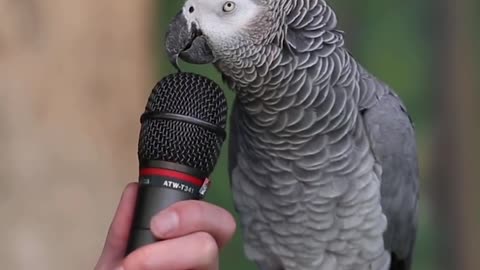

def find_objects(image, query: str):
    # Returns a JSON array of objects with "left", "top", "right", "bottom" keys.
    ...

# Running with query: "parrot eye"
[{"left": 222, "top": 1, "right": 236, "bottom": 12}]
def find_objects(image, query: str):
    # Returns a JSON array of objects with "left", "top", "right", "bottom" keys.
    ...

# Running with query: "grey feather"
[
  {"left": 360, "top": 85, "right": 419, "bottom": 269},
  {"left": 215, "top": 1, "right": 419, "bottom": 270}
]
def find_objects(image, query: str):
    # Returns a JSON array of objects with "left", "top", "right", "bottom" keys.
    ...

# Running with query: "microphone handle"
[{"left": 126, "top": 167, "right": 206, "bottom": 255}]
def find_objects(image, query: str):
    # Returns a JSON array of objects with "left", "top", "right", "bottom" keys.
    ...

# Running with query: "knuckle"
[
  {"left": 196, "top": 232, "right": 219, "bottom": 259},
  {"left": 125, "top": 182, "right": 138, "bottom": 190},
  {"left": 172, "top": 201, "right": 202, "bottom": 227},
  {"left": 124, "top": 247, "right": 152, "bottom": 270},
  {"left": 172, "top": 200, "right": 202, "bottom": 219}
]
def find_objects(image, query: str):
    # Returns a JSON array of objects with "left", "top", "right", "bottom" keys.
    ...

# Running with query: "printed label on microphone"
[
  {"left": 139, "top": 175, "right": 200, "bottom": 196},
  {"left": 163, "top": 180, "right": 195, "bottom": 194}
]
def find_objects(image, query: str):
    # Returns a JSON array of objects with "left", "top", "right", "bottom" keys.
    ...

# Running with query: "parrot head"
[{"left": 165, "top": 0, "right": 280, "bottom": 70}]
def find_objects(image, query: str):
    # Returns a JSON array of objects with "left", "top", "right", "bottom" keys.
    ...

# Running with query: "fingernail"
[
  {"left": 115, "top": 266, "right": 124, "bottom": 270},
  {"left": 151, "top": 210, "right": 179, "bottom": 237}
]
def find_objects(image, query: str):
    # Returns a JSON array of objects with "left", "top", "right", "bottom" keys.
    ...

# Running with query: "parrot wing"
[{"left": 359, "top": 72, "right": 420, "bottom": 270}]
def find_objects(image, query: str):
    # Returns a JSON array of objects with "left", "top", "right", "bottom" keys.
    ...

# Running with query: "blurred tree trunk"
[
  {"left": 0, "top": 1, "right": 154, "bottom": 270},
  {"left": 431, "top": 0, "right": 479, "bottom": 269}
]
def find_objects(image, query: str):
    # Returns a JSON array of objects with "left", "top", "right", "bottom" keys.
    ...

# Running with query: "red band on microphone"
[{"left": 140, "top": 168, "right": 204, "bottom": 187}]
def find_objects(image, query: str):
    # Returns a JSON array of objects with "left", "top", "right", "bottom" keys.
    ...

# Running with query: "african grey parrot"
[{"left": 165, "top": 1, "right": 419, "bottom": 270}]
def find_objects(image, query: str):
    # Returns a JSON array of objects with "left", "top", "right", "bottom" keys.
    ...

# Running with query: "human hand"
[{"left": 95, "top": 183, "right": 237, "bottom": 270}]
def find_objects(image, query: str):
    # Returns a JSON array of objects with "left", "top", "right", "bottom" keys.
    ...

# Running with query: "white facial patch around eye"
[
  {"left": 199, "top": 0, "right": 261, "bottom": 40},
  {"left": 183, "top": 0, "right": 262, "bottom": 47},
  {"left": 224, "top": 2, "right": 259, "bottom": 28}
]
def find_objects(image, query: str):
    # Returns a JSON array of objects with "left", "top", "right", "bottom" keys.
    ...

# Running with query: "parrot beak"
[{"left": 165, "top": 12, "right": 215, "bottom": 71}]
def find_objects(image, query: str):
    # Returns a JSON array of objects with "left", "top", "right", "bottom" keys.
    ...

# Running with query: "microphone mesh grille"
[{"left": 138, "top": 73, "right": 227, "bottom": 175}]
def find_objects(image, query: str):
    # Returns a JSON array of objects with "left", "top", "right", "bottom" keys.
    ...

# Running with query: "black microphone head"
[{"left": 138, "top": 72, "right": 228, "bottom": 175}]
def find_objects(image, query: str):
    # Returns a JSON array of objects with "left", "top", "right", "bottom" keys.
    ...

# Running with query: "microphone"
[{"left": 126, "top": 72, "right": 228, "bottom": 254}]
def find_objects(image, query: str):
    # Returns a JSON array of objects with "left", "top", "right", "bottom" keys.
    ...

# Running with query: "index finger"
[{"left": 95, "top": 183, "right": 138, "bottom": 270}]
